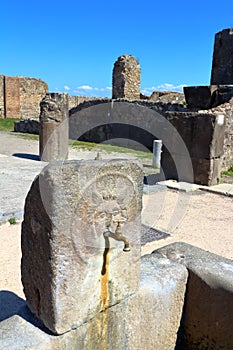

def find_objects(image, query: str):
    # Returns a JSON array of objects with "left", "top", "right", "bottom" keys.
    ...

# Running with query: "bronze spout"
[{"left": 103, "top": 220, "right": 130, "bottom": 252}]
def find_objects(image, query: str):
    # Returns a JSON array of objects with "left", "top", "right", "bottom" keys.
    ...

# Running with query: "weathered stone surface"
[
  {"left": 184, "top": 85, "right": 233, "bottom": 109},
  {"left": 161, "top": 153, "right": 222, "bottom": 186},
  {"left": 21, "top": 159, "right": 143, "bottom": 334},
  {"left": 0, "top": 75, "right": 48, "bottom": 119},
  {"left": 161, "top": 112, "right": 225, "bottom": 185},
  {"left": 4, "top": 76, "right": 20, "bottom": 118},
  {"left": 3, "top": 254, "right": 187, "bottom": 349},
  {"left": 209, "top": 99, "right": 233, "bottom": 170},
  {"left": 184, "top": 85, "right": 218, "bottom": 109},
  {"left": 0, "top": 315, "right": 54, "bottom": 350},
  {"left": 112, "top": 54, "right": 141, "bottom": 100},
  {"left": 19, "top": 77, "right": 48, "bottom": 119},
  {"left": 69, "top": 99, "right": 187, "bottom": 154},
  {"left": 149, "top": 91, "right": 185, "bottom": 104},
  {"left": 214, "top": 85, "right": 233, "bottom": 106},
  {"left": 165, "top": 112, "right": 225, "bottom": 159},
  {"left": 0, "top": 75, "right": 5, "bottom": 118},
  {"left": 14, "top": 119, "right": 40, "bottom": 134},
  {"left": 211, "top": 28, "right": 233, "bottom": 85},
  {"left": 153, "top": 242, "right": 233, "bottom": 350},
  {"left": 39, "top": 93, "right": 69, "bottom": 162}
]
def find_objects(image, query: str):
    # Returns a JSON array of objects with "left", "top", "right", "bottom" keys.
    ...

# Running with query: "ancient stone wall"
[
  {"left": 19, "top": 77, "right": 48, "bottom": 119},
  {"left": 198, "top": 99, "right": 233, "bottom": 170},
  {"left": 69, "top": 98, "right": 231, "bottom": 183},
  {"left": 211, "top": 28, "right": 233, "bottom": 85},
  {"left": 4, "top": 76, "right": 20, "bottom": 118},
  {"left": 162, "top": 112, "right": 226, "bottom": 185},
  {"left": 68, "top": 95, "right": 103, "bottom": 110},
  {"left": 112, "top": 55, "right": 141, "bottom": 99},
  {"left": 0, "top": 75, "right": 48, "bottom": 119},
  {"left": 0, "top": 75, "right": 4, "bottom": 118},
  {"left": 69, "top": 97, "right": 186, "bottom": 117}
]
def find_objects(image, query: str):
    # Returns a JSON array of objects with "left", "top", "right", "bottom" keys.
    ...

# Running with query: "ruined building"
[
  {"left": 0, "top": 75, "right": 48, "bottom": 119},
  {"left": 211, "top": 28, "right": 233, "bottom": 85},
  {"left": 112, "top": 54, "right": 141, "bottom": 99}
]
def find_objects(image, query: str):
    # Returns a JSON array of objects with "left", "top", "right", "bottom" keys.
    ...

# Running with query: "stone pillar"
[
  {"left": 112, "top": 54, "right": 141, "bottom": 99},
  {"left": 21, "top": 159, "right": 143, "bottom": 335},
  {"left": 39, "top": 93, "right": 69, "bottom": 162},
  {"left": 152, "top": 140, "right": 162, "bottom": 169},
  {"left": 211, "top": 28, "right": 233, "bottom": 85}
]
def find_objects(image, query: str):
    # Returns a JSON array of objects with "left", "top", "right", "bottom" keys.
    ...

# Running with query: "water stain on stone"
[{"left": 101, "top": 237, "right": 110, "bottom": 311}]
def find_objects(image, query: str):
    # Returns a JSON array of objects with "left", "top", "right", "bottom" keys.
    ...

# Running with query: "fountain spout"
[{"left": 103, "top": 219, "right": 130, "bottom": 252}]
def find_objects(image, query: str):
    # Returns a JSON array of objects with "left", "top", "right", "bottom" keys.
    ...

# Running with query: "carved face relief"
[
  {"left": 70, "top": 170, "right": 138, "bottom": 255},
  {"left": 40, "top": 95, "right": 63, "bottom": 122},
  {"left": 93, "top": 197, "right": 128, "bottom": 237}
]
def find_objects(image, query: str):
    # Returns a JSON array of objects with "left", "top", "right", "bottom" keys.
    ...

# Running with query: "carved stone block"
[
  {"left": 21, "top": 160, "right": 143, "bottom": 334},
  {"left": 39, "top": 93, "right": 69, "bottom": 162}
]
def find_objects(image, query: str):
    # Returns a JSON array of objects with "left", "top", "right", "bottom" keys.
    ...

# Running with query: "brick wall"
[
  {"left": 0, "top": 75, "right": 48, "bottom": 119},
  {"left": 0, "top": 75, "right": 4, "bottom": 118},
  {"left": 4, "top": 76, "right": 20, "bottom": 118}
]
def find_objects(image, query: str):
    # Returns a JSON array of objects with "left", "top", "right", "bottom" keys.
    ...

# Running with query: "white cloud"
[
  {"left": 71, "top": 85, "right": 112, "bottom": 97},
  {"left": 141, "top": 83, "right": 187, "bottom": 96},
  {"left": 77, "top": 85, "right": 93, "bottom": 90},
  {"left": 54, "top": 83, "right": 186, "bottom": 98},
  {"left": 54, "top": 87, "right": 63, "bottom": 93}
]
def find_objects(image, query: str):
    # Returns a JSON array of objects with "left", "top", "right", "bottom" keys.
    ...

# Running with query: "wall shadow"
[
  {"left": 0, "top": 290, "right": 52, "bottom": 334},
  {"left": 12, "top": 153, "right": 40, "bottom": 161}
]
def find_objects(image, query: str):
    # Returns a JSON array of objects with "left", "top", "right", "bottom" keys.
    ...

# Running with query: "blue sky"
[{"left": 1, "top": 0, "right": 233, "bottom": 97}]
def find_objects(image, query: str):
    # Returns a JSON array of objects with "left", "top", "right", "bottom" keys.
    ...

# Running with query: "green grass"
[
  {"left": 70, "top": 140, "right": 152, "bottom": 159},
  {"left": 1, "top": 126, "right": 155, "bottom": 172},
  {"left": 8, "top": 218, "right": 17, "bottom": 225},
  {"left": 70, "top": 140, "right": 153, "bottom": 169},
  {"left": 13, "top": 132, "right": 39, "bottom": 141},
  {"left": 0, "top": 118, "right": 23, "bottom": 131},
  {"left": 221, "top": 165, "right": 233, "bottom": 177}
]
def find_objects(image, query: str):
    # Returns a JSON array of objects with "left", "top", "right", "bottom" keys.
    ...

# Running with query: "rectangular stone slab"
[
  {"left": 153, "top": 242, "right": 233, "bottom": 350},
  {"left": 2, "top": 254, "right": 188, "bottom": 349},
  {"left": 21, "top": 159, "right": 143, "bottom": 334}
]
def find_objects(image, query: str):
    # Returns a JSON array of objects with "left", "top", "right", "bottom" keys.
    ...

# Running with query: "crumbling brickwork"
[
  {"left": 112, "top": 55, "right": 141, "bottom": 99},
  {"left": 68, "top": 95, "right": 103, "bottom": 110},
  {"left": 19, "top": 77, "right": 48, "bottom": 119},
  {"left": 0, "top": 75, "right": 48, "bottom": 119}
]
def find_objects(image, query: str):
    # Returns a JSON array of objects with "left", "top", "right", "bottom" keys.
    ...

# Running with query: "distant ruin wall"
[
  {"left": 199, "top": 99, "right": 233, "bottom": 170},
  {"left": 211, "top": 29, "right": 233, "bottom": 85},
  {"left": 4, "top": 76, "right": 20, "bottom": 118},
  {"left": 69, "top": 98, "right": 233, "bottom": 176},
  {"left": 0, "top": 75, "right": 48, "bottom": 119},
  {"left": 0, "top": 75, "right": 4, "bottom": 118},
  {"left": 68, "top": 95, "right": 103, "bottom": 110},
  {"left": 19, "top": 77, "right": 48, "bottom": 119},
  {"left": 69, "top": 98, "right": 186, "bottom": 117},
  {"left": 112, "top": 55, "right": 141, "bottom": 100}
]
